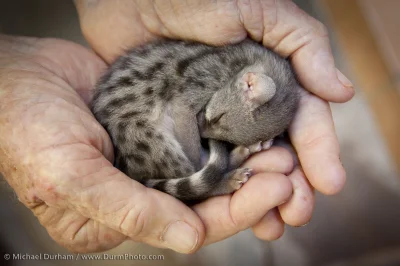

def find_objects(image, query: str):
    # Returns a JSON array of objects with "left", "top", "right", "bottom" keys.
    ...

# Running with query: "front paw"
[
  {"left": 247, "top": 139, "right": 274, "bottom": 154},
  {"left": 261, "top": 139, "right": 274, "bottom": 150},
  {"left": 228, "top": 168, "right": 252, "bottom": 191},
  {"left": 208, "top": 167, "right": 253, "bottom": 197},
  {"left": 229, "top": 145, "right": 250, "bottom": 169}
]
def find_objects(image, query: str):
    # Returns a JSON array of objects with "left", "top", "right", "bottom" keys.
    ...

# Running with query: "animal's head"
[{"left": 198, "top": 64, "right": 300, "bottom": 146}]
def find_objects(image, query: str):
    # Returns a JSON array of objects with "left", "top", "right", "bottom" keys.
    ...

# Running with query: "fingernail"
[
  {"left": 162, "top": 221, "right": 198, "bottom": 253},
  {"left": 336, "top": 69, "right": 353, "bottom": 88},
  {"left": 300, "top": 221, "right": 310, "bottom": 227},
  {"left": 294, "top": 220, "right": 311, "bottom": 228}
]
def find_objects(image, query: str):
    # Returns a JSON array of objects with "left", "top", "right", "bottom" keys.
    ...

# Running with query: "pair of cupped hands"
[{"left": 0, "top": 0, "right": 354, "bottom": 254}]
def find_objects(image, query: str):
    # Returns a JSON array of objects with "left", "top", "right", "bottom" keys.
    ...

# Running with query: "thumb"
[
  {"left": 257, "top": 0, "right": 355, "bottom": 103},
  {"left": 45, "top": 162, "right": 204, "bottom": 254}
]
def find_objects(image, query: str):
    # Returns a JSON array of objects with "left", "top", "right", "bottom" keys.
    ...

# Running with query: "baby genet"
[{"left": 91, "top": 39, "right": 300, "bottom": 203}]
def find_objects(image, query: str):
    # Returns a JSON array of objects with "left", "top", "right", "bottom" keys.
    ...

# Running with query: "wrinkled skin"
[{"left": 0, "top": 0, "right": 354, "bottom": 254}]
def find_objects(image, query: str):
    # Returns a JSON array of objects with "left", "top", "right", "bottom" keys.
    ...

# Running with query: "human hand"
[
  {"left": 0, "top": 35, "right": 296, "bottom": 253},
  {"left": 75, "top": 0, "right": 354, "bottom": 239}
]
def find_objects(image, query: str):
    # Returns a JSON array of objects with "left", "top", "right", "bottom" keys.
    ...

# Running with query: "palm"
[
  {"left": 4, "top": 38, "right": 127, "bottom": 251},
  {"left": 30, "top": 106, "right": 127, "bottom": 251}
]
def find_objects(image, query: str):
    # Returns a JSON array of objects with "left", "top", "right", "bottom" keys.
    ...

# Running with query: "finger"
[
  {"left": 75, "top": 0, "right": 158, "bottom": 63},
  {"left": 193, "top": 172, "right": 292, "bottom": 245},
  {"left": 76, "top": 0, "right": 249, "bottom": 63},
  {"left": 242, "top": 146, "right": 294, "bottom": 174},
  {"left": 259, "top": 0, "right": 354, "bottom": 103},
  {"left": 37, "top": 156, "right": 205, "bottom": 254},
  {"left": 134, "top": 0, "right": 247, "bottom": 46},
  {"left": 289, "top": 89, "right": 346, "bottom": 195},
  {"left": 278, "top": 167, "right": 315, "bottom": 226},
  {"left": 251, "top": 208, "right": 285, "bottom": 241},
  {"left": 273, "top": 134, "right": 300, "bottom": 166},
  {"left": 77, "top": 0, "right": 354, "bottom": 102}
]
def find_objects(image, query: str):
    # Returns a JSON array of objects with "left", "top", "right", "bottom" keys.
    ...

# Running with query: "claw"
[
  {"left": 244, "top": 168, "right": 252, "bottom": 177},
  {"left": 248, "top": 141, "right": 262, "bottom": 154},
  {"left": 261, "top": 139, "right": 274, "bottom": 150}
]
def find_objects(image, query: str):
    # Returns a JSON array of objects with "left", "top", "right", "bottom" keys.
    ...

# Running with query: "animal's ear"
[{"left": 240, "top": 72, "right": 276, "bottom": 108}]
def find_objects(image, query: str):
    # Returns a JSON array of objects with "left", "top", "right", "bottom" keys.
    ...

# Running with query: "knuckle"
[
  {"left": 119, "top": 206, "right": 147, "bottom": 239},
  {"left": 301, "top": 133, "right": 335, "bottom": 151},
  {"left": 236, "top": 0, "right": 266, "bottom": 38},
  {"left": 229, "top": 200, "right": 247, "bottom": 231},
  {"left": 117, "top": 189, "right": 151, "bottom": 239}
]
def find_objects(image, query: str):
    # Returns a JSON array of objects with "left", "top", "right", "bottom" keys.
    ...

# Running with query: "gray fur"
[{"left": 91, "top": 39, "right": 300, "bottom": 203}]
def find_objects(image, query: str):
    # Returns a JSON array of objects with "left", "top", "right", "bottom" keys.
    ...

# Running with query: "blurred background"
[{"left": 1, "top": 0, "right": 399, "bottom": 265}]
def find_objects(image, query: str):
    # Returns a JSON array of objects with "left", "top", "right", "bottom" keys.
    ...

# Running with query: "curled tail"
[
  {"left": 144, "top": 139, "right": 253, "bottom": 203},
  {"left": 144, "top": 140, "right": 229, "bottom": 202}
]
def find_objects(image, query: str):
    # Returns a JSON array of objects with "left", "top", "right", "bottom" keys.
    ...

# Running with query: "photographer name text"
[{"left": 4, "top": 253, "right": 164, "bottom": 261}]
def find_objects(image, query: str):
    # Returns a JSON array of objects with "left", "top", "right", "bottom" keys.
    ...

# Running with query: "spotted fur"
[{"left": 91, "top": 39, "right": 299, "bottom": 202}]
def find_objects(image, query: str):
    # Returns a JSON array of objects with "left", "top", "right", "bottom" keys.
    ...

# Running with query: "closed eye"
[{"left": 209, "top": 113, "right": 225, "bottom": 124}]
